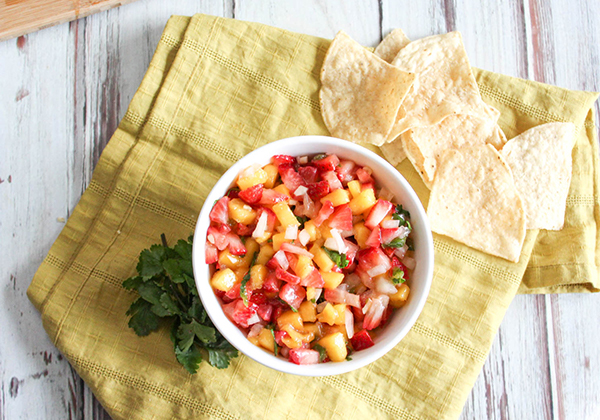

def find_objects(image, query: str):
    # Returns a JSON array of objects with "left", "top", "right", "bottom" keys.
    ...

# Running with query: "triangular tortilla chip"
[
  {"left": 379, "top": 139, "right": 407, "bottom": 166},
  {"left": 428, "top": 145, "right": 526, "bottom": 262},
  {"left": 320, "top": 31, "right": 415, "bottom": 146},
  {"left": 374, "top": 28, "right": 411, "bottom": 63},
  {"left": 388, "top": 32, "right": 494, "bottom": 141},
  {"left": 501, "top": 122, "right": 576, "bottom": 230}
]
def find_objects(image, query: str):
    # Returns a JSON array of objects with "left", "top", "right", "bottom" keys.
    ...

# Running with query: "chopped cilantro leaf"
[
  {"left": 382, "top": 237, "right": 407, "bottom": 249},
  {"left": 271, "top": 328, "right": 279, "bottom": 357},
  {"left": 312, "top": 153, "right": 327, "bottom": 161},
  {"left": 295, "top": 215, "right": 308, "bottom": 229},
  {"left": 407, "top": 237, "right": 415, "bottom": 251},
  {"left": 391, "top": 268, "right": 406, "bottom": 284},
  {"left": 322, "top": 247, "right": 349, "bottom": 269},
  {"left": 313, "top": 344, "right": 328, "bottom": 362},
  {"left": 392, "top": 204, "right": 412, "bottom": 229}
]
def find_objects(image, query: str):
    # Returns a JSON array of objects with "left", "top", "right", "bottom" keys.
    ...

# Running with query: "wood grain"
[{"left": 1, "top": 1, "right": 599, "bottom": 419}]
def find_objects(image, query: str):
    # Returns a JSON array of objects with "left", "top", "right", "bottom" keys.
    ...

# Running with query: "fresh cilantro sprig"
[
  {"left": 123, "top": 234, "right": 238, "bottom": 373},
  {"left": 322, "top": 247, "right": 349, "bottom": 269},
  {"left": 295, "top": 215, "right": 308, "bottom": 229},
  {"left": 311, "top": 153, "right": 327, "bottom": 161},
  {"left": 313, "top": 344, "right": 328, "bottom": 362},
  {"left": 392, "top": 204, "right": 412, "bottom": 230},
  {"left": 382, "top": 237, "right": 407, "bottom": 249},
  {"left": 391, "top": 267, "right": 406, "bottom": 284}
]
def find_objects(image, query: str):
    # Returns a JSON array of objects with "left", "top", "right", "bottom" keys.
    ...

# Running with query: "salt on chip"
[
  {"left": 501, "top": 122, "right": 576, "bottom": 230},
  {"left": 428, "top": 144, "right": 526, "bottom": 262},
  {"left": 320, "top": 31, "right": 415, "bottom": 146},
  {"left": 388, "top": 32, "right": 494, "bottom": 141},
  {"left": 400, "top": 104, "right": 507, "bottom": 188},
  {"left": 374, "top": 28, "right": 411, "bottom": 63}
]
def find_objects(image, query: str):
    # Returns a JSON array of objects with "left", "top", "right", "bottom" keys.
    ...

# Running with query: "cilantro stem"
[{"left": 161, "top": 233, "right": 169, "bottom": 248}]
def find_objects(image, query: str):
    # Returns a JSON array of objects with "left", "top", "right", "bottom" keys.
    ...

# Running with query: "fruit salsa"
[{"left": 205, "top": 153, "right": 415, "bottom": 364}]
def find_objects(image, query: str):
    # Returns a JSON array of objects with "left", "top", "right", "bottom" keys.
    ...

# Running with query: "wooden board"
[
  {"left": 1, "top": 0, "right": 599, "bottom": 419},
  {"left": 0, "top": 0, "right": 139, "bottom": 42}
]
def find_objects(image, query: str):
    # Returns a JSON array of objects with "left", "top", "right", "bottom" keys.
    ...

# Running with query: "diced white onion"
[
  {"left": 273, "top": 250, "right": 289, "bottom": 270},
  {"left": 252, "top": 211, "right": 268, "bottom": 239},
  {"left": 298, "top": 156, "right": 308, "bottom": 164},
  {"left": 367, "top": 265, "right": 388, "bottom": 277},
  {"left": 248, "top": 324, "right": 264, "bottom": 338},
  {"left": 381, "top": 219, "right": 400, "bottom": 229},
  {"left": 399, "top": 226, "right": 411, "bottom": 239},
  {"left": 403, "top": 256, "right": 416, "bottom": 270},
  {"left": 288, "top": 199, "right": 298, "bottom": 206},
  {"left": 378, "top": 187, "right": 394, "bottom": 201},
  {"left": 285, "top": 225, "right": 298, "bottom": 240},
  {"left": 345, "top": 308, "right": 355, "bottom": 339},
  {"left": 344, "top": 273, "right": 362, "bottom": 289},
  {"left": 330, "top": 228, "right": 348, "bottom": 253},
  {"left": 294, "top": 185, "right": 308, "bottom": 196},
  {"left": 362, "top": 298, "right": 373, "bottom": 315},
  {"left": 375, "top": 276, "right": 398, "bottom": 294},
  {"left": 324, "top": 237, "right": 339, "bottom": 252},
  {"left": 313, "top": 288, "right": 323, "bottom": 303},
  {"left": 394, "top": 245, "right": 408, "bottom": 259},
  {"left": 247, "top": 313, "right": 261, "bottom": 326},
  {"left": 298, "top": 229, "right": 311, "bottom": 246},
  {"left": 207, "top": 233, "right": 215, "bottom": 244},
  {"left": 340, "top": 229, "right": 354, "bottom": 238}
]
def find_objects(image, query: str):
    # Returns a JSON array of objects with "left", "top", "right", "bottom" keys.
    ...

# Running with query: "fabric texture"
[{"left": 27, "top": 14, "right": 599, "bottom": 420}]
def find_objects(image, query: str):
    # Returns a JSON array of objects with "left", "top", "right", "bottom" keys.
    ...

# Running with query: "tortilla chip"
[
  {"left": 387, "top": 32, "right": 494, "bottom": 141},
  {"left": 320, "top": 31, "right": 415, "bottom": 146},
  {"left": 379, "top": 139, "right": 407, "bottom": 166},
  {"left": 374, "top": 29, "right": 411, "bottom": 63},
  {"left": 400, "top": 105, "right": 507, "bottom": 188},
  {"left": 501, "top": 122, "right": 576, "bottom": 230},
  {"left": 427, "top": 145, "right": 526, "bottom": 262}
]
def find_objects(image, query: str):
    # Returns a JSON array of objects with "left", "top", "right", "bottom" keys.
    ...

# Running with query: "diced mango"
[
  {"left": 248, "top": 335, "right": 260, "bottom": 346},
  {"left": 347, "top": 180, "right": 362, "bottom": 198},
  {"left": 254, "top": 230, "right": 272, "bottom": 245},
  {"left": 272, "top": 232, "right": 290, "bottom": 251},
  {"left": 273, "top": 183, "right": 291, "bottom": 198},
  {"left": 303, "top": 322, "right": 323, "bottom": 339},
  {"left": 310, "top": 244, "right": 335, "bottom": 272},
  {"left": 228, "top": 198, "right": 257, "bottom": 225},
  {"left": 277, "top": 310, "right": 304, "bottom": 331},
  {"left": 353, "top": 222, "right": 372, "bottom": 249},
  {"left": 324, "top": 324, "right": 349, "bottom": 341},
  {"left": 317, "top": 303, "right": 346, "bottom": 326},
  {"left": 321, "top": 271, "right": 344, "bottom": 290},
  {"left": 241, "top": 238, "right": 259, "bottom": 265},
  {"left": 281, "top": 325, "right": 313, "bottom": 349},
  {"left": 262, "top": 164, "right": 279, "bottom": 189},
  {"left": 218, "top": 249, "right": 246, "bottom": 270},
  {"left": 319, "top": 222, "right": 333, "bottom": 239},
  {"left": 237, "top": 167, "right": 268, "bottom": 190},
  {"left": 320, "top": 189, "right": 351, "bottom": 206},
  {"left": 299, "top": 301, "right": 317, "bottom": 323},
  {"left": 257, "top": 328, "right": 275, "bottom": 353},
  {"left": 256, "top": 244, "right": 275, "bottom": 265},
  {"left": 306, "top": 287, "right": 319, "bottom": 303},
  {"left": 390, "top": 284, "right": 411, "bottom": 308},
  {"left": 210, "top": 268, "right": 238, "bottom": 292},
  {"left": 318, "top": 332, "right": 348, "bottom": 362},
  {"left": 249, "top": 264, "right": 268, "bottom": 290},
  {"left": 348, "top": 188, "right": 377, "bottom": 215},
  {"left": 303, "top": 220, "right": 320, "bottom": 242},
  {"left": 272, "top": 202, "right": 300, "bottom": 228},
  {"left": 294, "top": 255, "right": 314, "bottom": 279}
]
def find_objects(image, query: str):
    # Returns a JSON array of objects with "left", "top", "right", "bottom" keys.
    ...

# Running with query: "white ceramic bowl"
[{"left": 192, "top": 135, "right": 434, "bottom": 376}]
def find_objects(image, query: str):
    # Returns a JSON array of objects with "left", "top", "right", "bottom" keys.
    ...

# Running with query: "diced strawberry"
[
  {"left": 207, "top": 226, "right": 230, "bottom": 250},
  {"left": 224, "top": 283, "right": 241, "bottom": 301},
  {"left": 280, "top": 242, "right": 314, "bottom": 258},
  {"left": 257, "top": 304, "right": 273, "bottom": 322},
  {"left": 279, "top": 283, "right": 306, "bottom": 310},
  {"left": 313, "top": 154, "right": 340, "bottom": 172},
  {"left": 343, "top": 239, "right": 359, "bottom": 265},
  {"left": 391, "top": 256, "right": 402, "bottom": 270},
  {"left": 289, "top": 348, "right": 320, "bottom": 365},
  {"left": 324, "top": 288, "right": 361, "bottom": 308},
  {"left": 274, "top": 330, "right": 288, "bottom": 346},
  {"left": 380, "top": 305, "right": 393, "bottom": 326},
  {"left": 314, "top": 200, "right": 335, "bottom": 226},
  {"left": 276, "top": 268, "right": 301, "bottom": 285},
  {"left": 226, "top": 188, "right": 240, "bottom": 199},
  {"left": 248, "top": 289, "right": 268, "bottom": 305},
  {"left": 350, "top": 330, "right": 375, "bottom": 351},
  {"left": 258, "top": 189, "right": 289, "bottom": 205},
  {"left": 209, "top": 196, "right": 230, "bottom": 225},
  {"left": 226, "top": 232, "right": 247, "bottom": 255},
  {"left": 382, "top": 247, "right": 395, "bottom": 258},
  {"left": 381, "top": 227, "right": 404, "bottom": 244},
  {"left": 256, "top": 207, "right": 277, "bottom": 232},
  {"left": 336, "top": 160, "right": 356, "bottom": 184},
  {"left": 263, "top": 272, "right": 281, "bottom": 293},
  {"left": 322, "top": 171, "right": 343, "bottom": 191},
  {"left": 279, "top": 164, "right": 306, "bottom": 193},
  {"left": 205, "top": 242, "right": 218, "bottom": 264},
  {"left": 233, "top": 223, "right": 254, "bottom": 236},
  {"left": 390, "top": 259, "right": 409, "bottom": 280},
  {"left": 351, "top": 305, "right": 365, "bottom": 322},
  {"left": 357, "top": 247, "right": 391, "bottom": 273},
  {"left": 363, "top": 295, "right": 389, "bottom": 330},
  {"left": 361, "top": 182, "right": 375, "bottom": 191},
  {"left": 271, "top": 304, "right": 284, "bottom": 323},
  {"left": 365, "top": 200, "right": 393, "bottom": 229},
  {"left": 331, "top": 264, "right": 343, "bottom": 273},
  {"left": 272, "top": 155, "right": 296, "bottom": 167},
  {"left": 356, "top": 167, "right": 374, "bottom": 184},
  {"left": 286, "top": 253, "right": 299, "bottom": 272},
  {"left": 365, "top": 225, "right": 381, "bottom": 248},
  {"left": 307, "top": 181, "right": 330, "bottom": 200},
  {"left": 298, "top": 166, "right": 319, "bottom": 184},
  {"left": 299, "top": 268, "right": 325, "bottom": 288},
  {"left": 328, "top": 204, "right": 352, "bottom": 231},
  {"left": 231, "top": 299, "right": 259, "bottom": 328},
  {"left": 239, "top": 183, "right": 264, "bottom": 204}
]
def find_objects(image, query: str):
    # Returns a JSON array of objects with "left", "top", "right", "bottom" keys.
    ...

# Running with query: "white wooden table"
[{"left": 1, "top": 1, "right": 599, "bottom": 419}]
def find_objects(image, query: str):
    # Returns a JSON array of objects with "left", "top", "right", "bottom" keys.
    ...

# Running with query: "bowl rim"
[{"left": 192, "top": 135, "right": 434, "bottom": 376}]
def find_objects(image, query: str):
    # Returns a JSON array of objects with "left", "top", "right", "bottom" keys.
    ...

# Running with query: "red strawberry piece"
[
  {"left": 256, "top": 304, "right": 272, "bottom": 322},
  {"left": 336, "top": 160, "right": 356, "bottom": 183},
  {"left": 279, "top": 283, "right": 306, "bottom": 309},
  {"left": 298, "top": 166, "right": 319, "bottom": 183},
  {"left": 363, "top": 295, "right": 388, "bottom": 330},
  {"left": 274, "top": 330, "right": 288, "bottom": 346},
  {"left": 365, "top": 225, "right": 381, "bottom": 248},
  {"left": 286, "top": 253, "right": 299, "bottom": 272},
  {"left": 289, "top": 348, "right": 320, "bottom": 365},
  {"left": 381, "top": 227, "right": 404, "bottom": 244},
  {"left": 299, "top": 268, "right": 325, "bottom": 288},
  {"left": 380, "top": 305, "right": 393, "bottom": 326},
  {"left": 233, "top": 223, "right": 254, "bottom": 236},
  {"left": 224, "top": 283, "right": 241, "bottom": 301},
  {"left": 226, "top": 232, "right": 247, "bottom": 255},
  {"left": 209, "top": 196, "right": 230, "bottom": 225},
  {"left": 322, "top": 170, "right": 343, "bottom": 191},
  {"left": 275, "top": 267, "right": 301, "bottom": 285},
  {"left": 229, "top": 299, "right": 259, "bottom": 328},
  {"left": 226, "top": 188, "right": 240, "bottom": 199},
  {"left": 357, "top": 247, "right": 391, "bottom": 273},
  {"left": 313, "top": 154, "right": 340, "bottom": 172},
  {"left": 391, "top": 256, "right": 402, "bottom": 270},
  {"left": 272, "top": 155, "right": 296, "bottom": 167},
  {"left": 382, "top": 247, "right": 395, "bottom": 258},
  {"left": 307, "top": 180, "right": 330, "bottom": 200},
  {"left": 328, "top": 204, "right": 352, "bottom": 231},
  {"left": 356, "top": 167, "right": 374, "bottom": 184},
  {"left": 205, "top": 242, "right": 218, "bottom": 264},
  {"left": 324, "top": 288, "right": 361, "bottom": 308},
  {"left": 331, "top": 264, "right": 343, "bottom": 273},
  {"left": 279, "top": 164, "right": 306, "bottom": 194},
  {"left": 248, "top": 289, "right": 267, "bottom": 305},
  {"left": 258, "top": 189, "right": 288, "bottom": 206},
  {"left": 314, "top": 200, "right": 335, "bottom": 226},
  {"left": 271, "top": 304, "right": 284, "bottom": 323},
  {"left": 351, "top": 305, "right": 365, "bottom": 322},
  {"left": 256, "top": 207, "right": 277, "bottom": 231},
  {"left": 207, "top": 226, "right": 230, "bottom": 250},
  {"left": 365, "top": 199, "right": 393, "bottom": 229},
  {"left": 280, "top": 242, "right": 314, "bottom": 258},
  {"left": 343, "top": 239, "right": 359, "bottom": 264},
  {"left": 361, "top": 182, "right": 375, "bottom": 192},
  {"left": 239, "top": 184, "right": 264, "bottom": 204},
  {"left": 350, "top": 330, "right": 375, "bottom": 351},
  {"left": 263, "top": 272, "right": 281, "bottom": 293}
]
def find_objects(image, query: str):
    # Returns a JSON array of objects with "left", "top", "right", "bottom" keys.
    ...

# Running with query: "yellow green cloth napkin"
[{"left": 27, "top": 14, "right": 599, "bottom": 420}]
